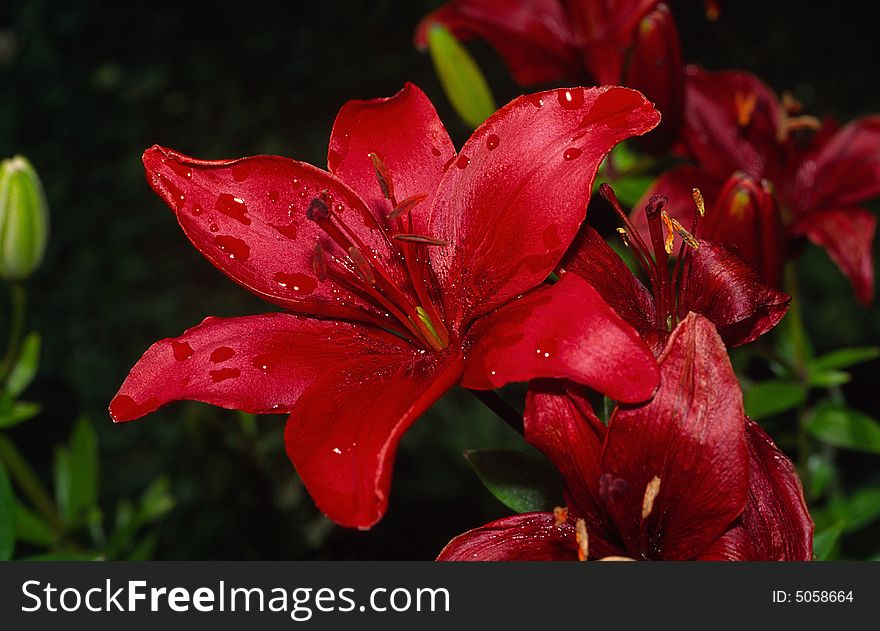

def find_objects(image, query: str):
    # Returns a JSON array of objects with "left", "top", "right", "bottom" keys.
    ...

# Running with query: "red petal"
[
  {"left": 415, "top": 1, "right": 580, "bottom": 86},
  {"left": 558, "top": 223, "right": 657, "bottom": 347},
  {"left": 791, "top": 116, "right": 880, "bottom": 213},
  {"left": 623, "top": 5, "right": 684, "bottom": 152},
  {"left": 460, "top": 273, "right": 659, "bottom": 403},
  {"left": 793, "top": 207, "right": 876, "bottom": 304},
  {"left": 601, "top": 313, "right": 749, "bottom": 559},
  {"left": 680, "top": 240, "right": 790, "bottom": 347},
  {"left": 142, "top": 146, "right": 399, "bottom": 326},
  {"left": 700, "top": 420, "right": 813, "bottom": 560},
  {"left": 524, "top": 381, "right": 627, "bottom": 559},
  {"left": 681, "top": 66, "right": 783, "bottom": 182},
  {"left": 285, "top": 348, "right": 463, "bottom": 529},
  {"left": 327, "top": 83, "right": 455, "bottom": 234},
  {"left": 430, "top": 86, "right": 660, "bottom": 327},
  {"left": 110, "top": 314, "right": 408, "bottom": 422},
  {"left": 436, "top": 512, "right": 577, "bottom": 561}
]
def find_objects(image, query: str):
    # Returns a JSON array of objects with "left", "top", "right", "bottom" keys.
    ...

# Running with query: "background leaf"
[
  {"left": 4, "top": 331, "right": 40, "bottom": 398},
  {"left": 743, "top": 380, "right": 807, "bottom": 419},
  {"left": 808, "top": 346, "right": 879, "bottom": 372},
  {"left": 813, "top": 522, "right": 844, "bottom": 560},
  {"left": 464, "top": 449, "right": 562, "bottom": 514},
  {"left": 805, "top": 404, "right": 880, "bottom": 454},
  {"left": 0, "top": 462, "right": 15, "bottom": 560}
]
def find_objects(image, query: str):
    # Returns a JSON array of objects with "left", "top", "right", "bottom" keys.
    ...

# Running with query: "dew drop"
[
  {"left": 210, "top": 367, "right": 240, "bottom": 383},
  {"left": 215, "top": 193, "right": 251, "bottom": 225},
  {"left": 268, "top": 190, "right": 279, "bottom": 203},
  {"left": 431, "top": 146, "right": 442, "bottom": 157},
  {"left": 558, "top": 87, "right": 584, "bottom": 110},
  {"left": 191, "top": 205, "right": 203, "bottom": 216},
  {"left": 274, "top": 272, "right": 317, "bottom": 294},
  {"left": 442, "top": 156, "right": 456, "bottom": 172},
  {"left": 528, "top": 94, "right": 544, "bottom": 108},
  {"left": 109, "top": 395, "right": 159, "bottom": 422},
  {"left": 455, "top": 155, "right": 470, "bottom": 169},
  {"left": 273, "top": 223, "right": 298, "bottom": 240},
  {"left": 209, "top": 223, "right": 219, "bottom": 232},
  {"left": 166, "top": 159, "right": 193, "bottom": 179},
  {"left": 210, "top": 346, "right": 235, "bottom": 363},
  {"left": 231, "top": 163, "right": 252, "bottom": 182},
  {"left": 486, "top": 134, "right": 500, "bottom": 151},
  {"left": 563, "top": 147, "right": 582, "bottom": 161},
  {"left": 214, "top": 235, "right": 250, "bottom": 261},
  {"left": 171, "top": 340, "right": 194, "bottom": 361}
]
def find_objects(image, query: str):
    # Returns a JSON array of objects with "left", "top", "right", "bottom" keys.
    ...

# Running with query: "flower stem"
[
  {"left": 0, "top": 434, "right": 61, "bottom": 532},
  {"left": 468, "top": 389, "right": 524, "bottom": 436},
  {"left": 783, "top": 263, "right": 811, "bottom": 485},
  {"left": 0, "top": 282, "right": 27, "bottom": 386}
]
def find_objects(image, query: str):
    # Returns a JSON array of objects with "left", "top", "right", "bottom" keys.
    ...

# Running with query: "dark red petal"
[
  {"left": 681, "top": 66, "right": 783, "bottom": 182},
  {"left": 285, "top": 348, "right": 463, "bottom": 529},
  {"left": 460, "top": 273, "right": 659, "bottom": 403},
  {"left": 436, "top": 512, "right": 577, "bottom": 561},
  {"left": 110, "top": 314, "right": 409, "bottom": 422},
  {"left": 142, "top": 146, "right": 397, "bottom": 326},
  {"left": 327, "top": 83, "right": 455, "bottom": 234},
  {"left": 430, "top": 86, "right": 660, "bottom": 328},
  {"left": 602, "top": 313, "right": 749, "bottom": 560},
  {"left": 700, "top": 420, "right": 814, "bottom": 560},
  {"left": 623, "top": 4, "right": 684, "bottom": 152},
  {"left": 415, "top": 1, "right": 580, "bottom": 86},
  {"left": 524, "top": 381, "right": 626, "bottom": 559},
  {"left": 680, "top": 240, "right": 790, "bottom": 347},
  {"left": 791, "top": 116, "right": 880, "bottom": 213},
  {"left": 793, "top": 207, "right": 876, "bottom": 304},
  {"left": 558, "top": 223, "right": 656, "bottom": 344}
]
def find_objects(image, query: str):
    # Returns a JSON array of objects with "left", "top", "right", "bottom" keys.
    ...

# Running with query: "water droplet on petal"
[
  {"left": 274, "top": 272, "right": 317, "bottom": 294},
  {"left": 210, "top": 346, "right": 235, "bottom": 363},
  {"left": 431, "top": 146, "right": 441, "bottom": 157},
  {"left": 528, "top": 94, "right": 544, "bottom": 108},
  {"left": 268, "top": 190, "right": 279, "bottom": 203},
  {"left": 215, "top": 193, "right": 251, "bottom": 225},
  {"left": 191, "top": 205, "right": 203, "bottom": 216},
  {"left": 563, "top": 148, "right": 582, "bottom": 161},
  {"left": 209, "top": 223, "right": 219, "bottom": 232},
  {"left": 273, "top": 223, "right": 298, "bottom": 240},
  {"left": 558, "top": 87, "right": 584, "bottom": 110},
  {"left": 214, "top": 235, "right": 250, "bottom": 261},
  {"left": 456, "top": 155, "right": 470, "bottom": 169},
  {"left": 171, "top": 340, "right": 194, "bottom": 361},
  {"left": 210, "top": 367, "right": 240, "bottom": 383}
]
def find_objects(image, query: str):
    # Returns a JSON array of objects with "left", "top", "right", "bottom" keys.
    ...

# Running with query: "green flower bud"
[{"left": 0, "top": 156, "right": 50, "bottom": 281}]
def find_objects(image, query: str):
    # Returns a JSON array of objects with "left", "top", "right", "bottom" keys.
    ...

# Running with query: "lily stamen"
[{"left": 641, "top": 476, "right": 662, "bottom": 520}]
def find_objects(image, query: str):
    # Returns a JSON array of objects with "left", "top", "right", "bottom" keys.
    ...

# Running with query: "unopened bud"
[{"left": 0, "top": 156, "right": 50, "bottom": 281}]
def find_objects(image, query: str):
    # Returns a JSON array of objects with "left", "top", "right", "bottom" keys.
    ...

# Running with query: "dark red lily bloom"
[
  {"left": 110, "top": 84, "right": 662, "bottom": 529},
  {"left": 415, "top": 0, "right": 684, "bottom": 148},
  {"left": 560, "top": 184, "right": 790, "bottom": 355},
  {"left": 648, "top": 65, "right": 880, "bottom": 303},
  {"left": 438, "top": 313, "right": 814, "bottom": 561}
]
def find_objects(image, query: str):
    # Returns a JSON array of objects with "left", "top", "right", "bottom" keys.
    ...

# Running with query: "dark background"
[{"left": 0, "top": 0, "right": 878, "bottom": 559}]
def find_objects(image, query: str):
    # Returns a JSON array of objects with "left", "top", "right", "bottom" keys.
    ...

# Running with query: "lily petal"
[
  {"left": 793, "top": 207, "right": 876, "bottom": 304},
  {"left": 142, "top": 146, "right": 400, "bottom": 326},
  {"left": 436, "top": 512, "right": 577, "bottom": 561},
  {"left": 460, "top": 273, "right": 659, "bottom": 403},
  {"left": 415, "top": 0, "right": 579, "bottom": 86},
  {"left": 327, "top": 83, "right": 456, "bottom": 233},
  {"left": 285, "top": 347, "right": 463, "bottom": 529},
  {"left": 110, "top": 313, "right": 409, "bottom": 422},
  {"left": 601, "top": 313, "right": 750, "bottom": 559},
  {"left": 699, "top": 419, "right": 813, "bottom": 560},
  {"left": 680, "top": 240, "right": 790, "bottom": 346},
  {"left": 430, "top": 85, "right": 660, "bottom": 328}
]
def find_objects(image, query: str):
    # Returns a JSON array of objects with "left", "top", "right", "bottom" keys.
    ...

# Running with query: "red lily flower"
[
  {"left": 560, "top": 184, "right": 790, "bottom": 355},
  {"left": 415, "top": 0, "right": 684, "bottom": 148},
  {"left": 647, "top": 66, "right": 880, "bottom": 303},
  {"left": 109, "top": 84, "right": 662, "bottom": 529},
  {"left": 437, "top": 313, "right": 814, "bottom": 561}
]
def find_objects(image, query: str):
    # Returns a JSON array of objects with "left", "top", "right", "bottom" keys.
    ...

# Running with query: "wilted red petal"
[
  {"left": 430, "top": 86, "right": 660, "bottom": 328},
  {"left": 460, "top": 273, "right": 659, "bottom": 403},
  {"left": 681, "top": 66, "right": 783, "bottom": 183},
  {"left": 110, "top": 314, "right": 409, "bottom": 422},
  {"left": 680, "top": 240, "right": 790, "bottom": 346},
  {"left": 327, "top": 83, "right": 455, "bottom": 234},
  {"left": 437, "top": 512, "right": 577, "bottom": 561},
  {"left": 623, "top": 4, "right": 684, "bottom": 152},
  {"left": 793, "top": 207, "right": 876, "bottom": 304},
  {"left": 142, "top": 146, "right": 405, "bottom": 327},
  {"left": 415, "top": 0, "right": 580, "bottom": 85},
  {"left": 558, "top": 223, "right": 656, "bottom": 342},
  {"left": 791, "top": 116, "right": 880, "bottom": 213},
  {"left": 700, "top": 419, "right": 813, "bottom": 560},
  {"left": 601, "top": 313, "right": 749, "bottom": 559},
  {"left": 524, "top": 380, "right": 627, "bottom": 559},
  {"left": 285, "top": 348, "right": 463, "bottom": 529}
]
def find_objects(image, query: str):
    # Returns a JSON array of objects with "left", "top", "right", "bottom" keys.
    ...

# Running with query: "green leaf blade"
[{"left": 465, "top": 449, "right": 562, "bottom": 514}]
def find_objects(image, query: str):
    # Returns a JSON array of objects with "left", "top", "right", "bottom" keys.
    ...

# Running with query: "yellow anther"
[
  {"left": 661, "top": 211, "right": 700, "bottom": 252},
  {"left": 575, "top": 518, "right": 589, "bottom": 562},
  {"left": 660, "top": 212, "right": 675, "bottom": 254},
  {"left": 597, "top": 556, "right": 636, "bottom": 562},
  {"left": 692, "top": 188, "right": 705, "bottom": 217},
  {"left": 734, "top": 91, "right": 758, "bottom": 128},
  {"left": 616, "top": 227, "right": 630, "bottom": 247},
  {"left": 641, "top": 475, "right": 662, "bottom": 520},
  {"left": 553, "top": 506, "right": 569, "bottom": 526}
]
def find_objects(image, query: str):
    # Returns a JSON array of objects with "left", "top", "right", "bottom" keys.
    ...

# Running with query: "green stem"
[
  {"left": 468, "top": 389, "right": 524, "bottom": 436},
  {"left": 0, "top": 434, "right": 61, "bottom": 532},
  {"left": 783, "top": 263, "right": 811, "bottom": 486},
  {"left": 0, "top": 282, "right": 27, "bottom": 386}
]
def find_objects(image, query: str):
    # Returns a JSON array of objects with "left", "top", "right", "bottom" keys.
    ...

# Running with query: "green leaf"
[
  {"left": 67, "top": 417, "right": 99, "bottom": 521},
  {"left": 127, "top": 532, "right": 159, "bottom": 561},
  {"left": 14, "top": 501, "right": 53, "bottom": 547},
  {"left": 0, "top": 401, "right": 41, "bottom": 428},
  {"left": 137, "top": 477, "right": 175, "bottom": 524},
  {"left": 743, "top": 380, "right": 806, "bottom": 419},
  {"left": 610, "top": 174, "right": 654, "bottom": 208},
  {"left": 426, "top": 24, "right": 496, "bottom": 128},
  {"left": 807, "top": 369, "right": 851, "bottom": 388},
  {"left": 806, "top": 453, "right": 835, "bottom": 500},
  {"left": 0, "top": 461, "right": 15, "bottom": 560},
  {"left": 464, "top": 449, "right": 562, "bottom": 514},
  {"left": 4, "top": 331, "right": 40, "bottom": 398},
  {"left": 53, "top": 446, "right": 71, "bottom": 524},
  {"left": 805, "top": 404, "right": 880, "bottom": 454},
  {"left": 23, "top": 552, "right": 103, "bottom": 561},
  {"left": 808, "top": 346, "right": 879, "bottom": 372},
  {"left": 813, "top": 522, "right": 844, "bottom": 560},
  {"left": 829, "top": 487, "right": 880, "bottom": 533}
]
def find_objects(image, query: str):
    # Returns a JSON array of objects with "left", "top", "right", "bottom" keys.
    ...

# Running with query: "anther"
[
  {"left": 369, "top": 152, "right": 395, "bottom": 200},
  {"left": 312, "top": 242, "right": 328, "bottom": 281},
  {"left": 553, "top": 506, "right": 569, "bottom": 526},
  {"left": 575, "top": 518, "right": 589, "bottom": 562},
  {"left": 616, "top": 227, "right": 630, "bottom": 247},
  {"left": 641, "top": 476, "right": 662, "bottom": 520},
  {"left": 660, "top": 212, "right": 676, "bottom": 254},
  {"left": 347, "top": 246, "right": 376, "bottom": 285},
  {"left": 393, "top": 233, "right": 447, "bottom": 247},
  {"left": 734, "top": 91, "right": 758, "bottom": 127},
  {"left": 661, "top": 211, "right": 700, "bottom": 251},
  {"left": 306, "top": 197, "right": 330, "bottom": 221},
  {"left": 388, "top": 193, "right": 428, "bottom": 221},
  {"left": 692, "top": 188, "right": 705, "bottom": 217}
]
